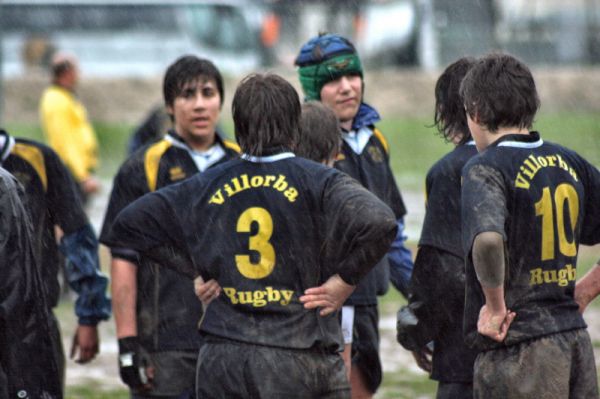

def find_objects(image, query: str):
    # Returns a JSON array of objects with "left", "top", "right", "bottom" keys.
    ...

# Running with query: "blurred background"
[
  {"left": 3, "top": 0, "right": 600, "bottom": 77},
  {"left": 1, "top": 1, "right": 600, "bottom": 398}
]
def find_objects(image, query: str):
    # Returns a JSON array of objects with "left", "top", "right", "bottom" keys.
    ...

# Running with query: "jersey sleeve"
[
  {"left": 99, "top": 158, "right": 148, "bottom": 244},
  {"left": 102, "top": 189, "right": 193, "bottom": 278},
  {"left": 322, "top": 173, "right": 398, "bottom": 285},
  {"left": 580, "top": 159, "right": 600, "bottom": 245},
  {"left": 43, "top": 145, "right": 89, "bottom": 234},
  {"left": 461, "top": 162, "right": 508, "bottom": 256}
]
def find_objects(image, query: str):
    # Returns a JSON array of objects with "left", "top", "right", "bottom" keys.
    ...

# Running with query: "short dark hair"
[
  {"left": 434, "top": 57, "right": 476, "bottom": 144},
  {"left": 232, "top": 73, "right": 301, "bottom": 156},
  {"left": 460, "top": 53, "right": 540, "bottom": 133},
  {"left": 297, "top": 102, "right": 340, "bottom": 163},
  {"left": 162, "top": 55, "right": 224, "bottom": 108},
  {"left": 52, "top": 59, "right": 73, "bottom": 79}
]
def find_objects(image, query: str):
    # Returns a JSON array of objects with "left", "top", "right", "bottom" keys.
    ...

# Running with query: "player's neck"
[{"left": 478, "top": 126, "right": 529, "bottom": 151}]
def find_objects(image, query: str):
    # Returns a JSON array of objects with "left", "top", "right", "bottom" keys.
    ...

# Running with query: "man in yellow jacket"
[{"left": 40, "top": 52, "right": 99, "bottom": 204}]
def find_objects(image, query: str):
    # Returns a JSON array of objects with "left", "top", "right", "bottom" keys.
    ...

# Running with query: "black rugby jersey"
[
  {"left": 462, "top": 131, "right": 600, "bottom": 351},
  {"left": 0, "top": 167, "right": 62, "bottom": 397},
  {"left": 335, "top": 126, "right": 407, "bottom": 304},
  {"left": 100, "top": 131, "right": 239, "bottom": 351},
  {"left": 419, "top": 142, "right": 478, "bottom": 257},
  {"left": 410, "top": 142, "right": 478, "bottom": 382},
  {"left": 2, "top": 137, "right": 89, "bottom": 308},
  {"left": 104, "top": 153, "right": 397, "bottom": 351}
]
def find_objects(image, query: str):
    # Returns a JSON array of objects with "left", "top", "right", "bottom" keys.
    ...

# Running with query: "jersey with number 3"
[
  {"left": 104, "top": 152, "right": 397, "bottom": 351},
  {"left": 461, "top": 131, "right": 600, "bottom": 350}
]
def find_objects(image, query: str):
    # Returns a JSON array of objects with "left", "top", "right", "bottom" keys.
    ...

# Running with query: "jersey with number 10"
[
  {"left": 462, "top": 132, "right": 600, "bottom": 351},
  {"left": 105, "top": 153, "right": 397, "bottom": 351}
]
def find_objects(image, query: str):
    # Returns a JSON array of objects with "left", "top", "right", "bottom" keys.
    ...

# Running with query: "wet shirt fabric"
[
  {"left": 461, "top": 131, "right": 600, "bottom": 351},
  {"left": 0, "top": 167, "right": 61, "bottom": 399},
  {"left": 0, "top": 133, "right": 109, "bottom": 325},
  {"left": 104, "top": 153, "right": 398, "bottom": 351},
  {"left": 335, "top": 104, "right": 407, "bottom": 305},
  {"left": 410, "top": 139, "right": 479, "bottom": 384},
  {"left": 419, "top": 143, "right": 478, "bottom": 256},
  {"left": 100, "top": 131, "right": 239, "bottom": 352}
]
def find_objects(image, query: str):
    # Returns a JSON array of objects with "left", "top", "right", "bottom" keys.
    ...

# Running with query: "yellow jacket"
[{"left": 39, "top": 85, "right": 99, "bottom": 182}]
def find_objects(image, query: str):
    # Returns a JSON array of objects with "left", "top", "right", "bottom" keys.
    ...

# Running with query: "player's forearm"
[
  {"left": 111, "top": 258, "right": 138, "bottom": 338},
  {"left": 575, "top": 260, "right": 600, "bottom": 311},
  {"left": 473, "top": 231, "right": 506, "bottom": 310}
]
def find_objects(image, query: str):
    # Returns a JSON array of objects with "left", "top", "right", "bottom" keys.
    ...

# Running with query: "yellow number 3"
[{"left": 235, "top": 207, "right": 276, "bottom": 279}]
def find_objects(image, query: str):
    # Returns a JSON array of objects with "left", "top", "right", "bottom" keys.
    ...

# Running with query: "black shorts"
[
  {"left": 351, "top": 304, "right": 381, "bottom": 393},
  {"left": 49, "top": 311, "right": 65, "bottom": 391},
  {"left": 132, "top": 350, "right": 197, "bottom": 398},
  {"left": 474, "top": 328, "right": 598, "bottom": 399},
  {"left": 436, "top": 382, "right": 472, "bottom": 399},
  {"left": 196, "top": 341, "right": 349, "bottom": 399}
]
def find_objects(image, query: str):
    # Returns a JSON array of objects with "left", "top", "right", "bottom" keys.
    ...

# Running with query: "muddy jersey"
[
  {"left": 100, "top": 131, "right": 239, "bottom": 351},
  {"left": 104, "top": 152, "right": 397, "bottom": 351},
  {"left": 2, "top": 137, "right": 89, "bottom": 308},
  {"left": 335, "top": 126, "right": 407, "bottom": 304},
  {"left": 410, "top": 142, "right": 478, "bottom": 382},
  {"left": 461, "top": 132, "right": 600, "bottom": 351},
  {"left": 0, "top": 167, "right": 61, "bottom": 398},
  {"left": 419, "top": 142, "right": 478, "bottom": 257}
]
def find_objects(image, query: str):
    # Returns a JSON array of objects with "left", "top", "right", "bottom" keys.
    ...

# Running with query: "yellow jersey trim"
[
  {"left": 12, "top": 143, "right": 47, "bottom": 192},
  {"left": 373, "top": 128, "right": 389, "bottom": 155},
  {"left": 145, "top": 140, "right": 172, "bottom": 192},
  {"left": 222, "top": 139, "right": 241, "bottom": 154}
]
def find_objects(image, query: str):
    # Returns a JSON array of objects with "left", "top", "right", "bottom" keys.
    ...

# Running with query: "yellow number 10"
[
  {"left": 235, "top": 207, "right": 276, "bottom": 279},
  {"left": 534, "top": 184, "right": 579, "bottom": 261}
]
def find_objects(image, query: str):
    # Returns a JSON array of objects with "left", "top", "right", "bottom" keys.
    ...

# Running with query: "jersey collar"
[
  {"left": 0, "top": 130, "right": 15, "bottom": 163},
  {"left": 491, "top": 131, "right": 543, "bottom": 149},
  {"left": 166, "top": 130, "right": 227, "bottom": 172},
  {"left": 241, "top": 147, "right": 295, "bottom": 163}
]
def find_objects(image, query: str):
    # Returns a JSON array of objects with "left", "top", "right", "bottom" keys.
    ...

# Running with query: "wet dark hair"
[
  {"left": 232, "top": 73, "right": 301, "bottom": 156},
  {"left": 297, "top": 101, "right": 341, "bottom": 163},
  {"left": 433, "top": 57, "right": 476, "bottom": 144},
  {"left": 460, "top": 53, "right": 540, "bottom": 133},
  {"left": 162, "top": 55, "right": 224, "bottom": 108}
]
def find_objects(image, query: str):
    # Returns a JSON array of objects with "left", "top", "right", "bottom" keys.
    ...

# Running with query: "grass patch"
[
  {"left": 65, "top": 386, "right": 129, "bottom": 399},
  {"left": 380, "top": 111, "right": 600, "bottom": 190},
  {"left": 378, "top": 370, "right": 438, "bottom": 399},
  {"left": 4, "top": 111, "right": 600, "bottom": 185}
]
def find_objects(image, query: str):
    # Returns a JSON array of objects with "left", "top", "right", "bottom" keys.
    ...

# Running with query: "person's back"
[
  {"left": 397, "top": 58, "right": 479, "bottom": 398},
  {"left": 463, "top": 135, "right": 599, "bottom": 348},
  {"left": 0, "top": 129, "right": 110, "bottom": 391},
  {"left": 460, "top": 53, "right": 600, "bottom": 399},
  {"left": 0, "top": 166, "right": 62, "bottom": 398},
  {"left": 104, "top": 73, "right": 398, "bottom": 398}
]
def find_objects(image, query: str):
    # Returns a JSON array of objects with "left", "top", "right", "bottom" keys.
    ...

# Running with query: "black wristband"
[
  {"left": 117, "top": 336, "right": 149, "bottom": 388},
  {"left": 118, "top": 336, "right": 139, "bottom": 354}
]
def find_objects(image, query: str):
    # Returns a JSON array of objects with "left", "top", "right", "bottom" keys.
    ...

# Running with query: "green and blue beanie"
[{"left": 295, "top": 34, "right": 363, "bottom": 101}]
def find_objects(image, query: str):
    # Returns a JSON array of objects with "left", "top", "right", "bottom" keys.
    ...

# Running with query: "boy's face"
[
  {"left": 168, "top": 77, "right": 221, "bottom": 147},
  {"left": 319, "top": 74, "right": 362, "bottom": 129}
]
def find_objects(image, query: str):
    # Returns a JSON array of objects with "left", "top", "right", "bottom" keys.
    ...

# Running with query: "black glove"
[{"left": 118, "top": 336, "right": 150, "bottom": 389}]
